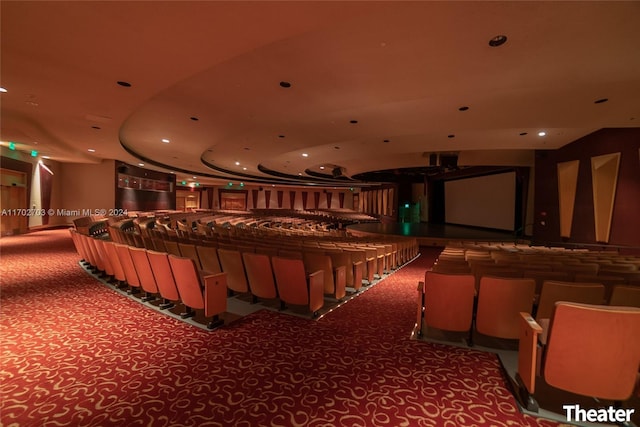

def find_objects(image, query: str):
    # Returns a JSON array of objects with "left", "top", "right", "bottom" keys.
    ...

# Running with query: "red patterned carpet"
[{"left": 1, "top": 229, "right": 563, "bottom": 427}]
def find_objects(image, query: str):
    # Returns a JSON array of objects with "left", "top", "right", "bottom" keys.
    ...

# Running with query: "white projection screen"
[{"left": 445, "top": 172, "right": 516, "bottom": 231}]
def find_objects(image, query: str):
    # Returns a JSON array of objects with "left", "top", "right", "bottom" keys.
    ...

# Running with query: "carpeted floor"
[{"left": 0, "top": 229, "right": 564, "bottom": 426}]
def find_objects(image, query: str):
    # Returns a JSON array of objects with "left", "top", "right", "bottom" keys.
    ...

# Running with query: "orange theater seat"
[
  {"left": 272, "top": 256, "right": 324, "bottom": 318},
  {"left": 168, "top": 255, "right": 227, "bottom": 329}
]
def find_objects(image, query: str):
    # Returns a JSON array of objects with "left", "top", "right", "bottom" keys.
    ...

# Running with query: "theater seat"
[
  {"left": 516, "top": 302, "right": 640, "bottom": 412},
  {"left": 168, "top": 255, "right": 227, "bottom": 329},
  {"left": 217, "top": 248, "right": 249, "bottom": 294},
  {"left": 535, "top": 281, "right": 605, "bottom": 321},
  {"left": 475, "top": 277, "right": 535, "bottom": 341},
  {"left": 609, "top": 285, "right": 640, "bottom": 308},
  {"left": 272, "top": 256, "right": 324, "bottom": 317},
  {"left": 303, "top": 252, "right": 346, "bottom": 300},
  {"left": 416, "top": 271, "right": 475, "bottom": 341},
  {"left": 146, "top": 250, "right": 181, "bottom": 309},
  {"left": 128, "top": 247, "right": 160, "bottom": 302},
  {"left": 242, "top": 252, "right": 278, "bottom": 302}
]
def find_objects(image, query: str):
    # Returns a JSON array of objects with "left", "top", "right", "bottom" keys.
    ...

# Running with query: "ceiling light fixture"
[
  {"left": 447, "top": 134, "right": 455, "bottom": 138},
  {"left": 190, "top": 116, "right": 199, "bottom": 121},
  {"left": 302, "top": 153, "right": 309, "bottom": 157},
  {"left": 349, "top": 120, "right": 358, "bottom": 124},
  {"left": 243, "top": 167, "right": 247, "bottom": 171},
  {"left": 0, "top": 87, "right": 7, "bottom": 93},
  {"left": 320, "top": 166, "right": 325, "bottom": 170},
  {"left": 520, "top": 132, "right": 528, "bottom": 136},
  {"left": 594, "top": 98, "right": 609, "bottom": 104},
  {"left": 279, "top": 81, "right": 292, "bottom": 88},
  {"left": 458, "top": 106, "right": 469, "bottom": 111},
  {"left": 117, "top": 81, "right": 132, "bottom": 87},
  {"left": 91, "top": 126, "right": 101, "bottom": 130},
  {"left": 278, "top": 135, "right": 285, "bottom": 138},
  {"left": 162, "top": 138, "right": 170, "bottom": 143},
  {"left": 538, "top": 131, "right": 546, "bottom": 137},
  {"left": 235, "top": 161, "right": 240, "bottom": 166},
  {"left": 87, "top": 148, "right": 96, "bottom": 152},
  {"left": 138, "top": 163, "right": 144, "bottom": 167},
  {"left": 383, "top": 139, "right": 390, "bottom": 143},
  {"left": 489, "top": 35, "right": 508, "bottom": 47}
]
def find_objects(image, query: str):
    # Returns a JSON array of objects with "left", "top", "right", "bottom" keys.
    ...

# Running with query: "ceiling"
[{"left": 2, "top": 1, "right": 639, "bottom": 187}]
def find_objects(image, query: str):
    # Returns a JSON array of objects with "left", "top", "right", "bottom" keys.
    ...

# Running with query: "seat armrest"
[
  {"left": 517, "top": 312, "right": 542, "bottom": 395},
  {"left": 202, "top": 272, "right": 228, "bottom": 317},
  {"left": 307, "top": 270, "right": 324, "bottom": 314}
]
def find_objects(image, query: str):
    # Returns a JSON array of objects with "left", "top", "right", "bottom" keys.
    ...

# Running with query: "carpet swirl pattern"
[{"left": 0, "top": 229, "right": 562, "bottom": 426}]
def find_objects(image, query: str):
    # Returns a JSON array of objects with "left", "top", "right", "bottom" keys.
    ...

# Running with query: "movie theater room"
[{"left": 1, "top": 2, "right": 639, "bottom": 426}]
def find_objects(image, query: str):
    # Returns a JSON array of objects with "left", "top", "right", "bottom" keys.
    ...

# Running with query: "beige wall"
[{"left": 57, "top": 160, "right": 115, "bottom": 225}]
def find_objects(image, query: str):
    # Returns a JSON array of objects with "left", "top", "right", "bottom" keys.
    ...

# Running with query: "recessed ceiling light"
[
  {"left": 447, "top": 134, "right": 455, "bottom": 138},
  {"left": 279, "top": 81, "right": 292, "bottom": 88},
  {"left": 458, "top": 106, "right": 469, "bottom": 111},
  {"left": 538, "top": 131, "right": 546, "bottom": 137},
  {"left": 320, "top": 166, "right": 325, "bottom": 170},
  {"left": 235, "top": 161, "right": 240, "bottom": 166},
  {"left": 519, "top": 132, "right": 528, "bottom": 136},
  {"left": 117, "top": 81, "right": 132, "bottom": 87},
  {"left": 298, "top": 172, "right": 303, "bottom": 176},
  {"left": 87, "top": 148, "right": 96, "bottom": 152},
  {"left": 383, "top": 139, "right": 390, "bottom": 143},
  {"left": 488, "top": 35, "right": 508, "bottom": 47},
  {"left": 302, "top": 153, "right": 309, "bottom": 157},
  {"left": 162, "top": 138, "right": 170, "bottom": 143},
  {"left": 334, "top": 146, "right": 340, "bottom": 150},
  {"left": 278, "top": 135, "right": 285, "bottom": 138},
  {"left": 594, "top": 98, "right": 608, "bottom": 104},
  {"left": 138, "top": 163, "right": 144, "bottom": 167},
  {"left": 243, "top": 167, "right": 247, "bottom": 170},
  {"left": 0, "top": 87, "right": 7, "bottom": 93},
  {"left": 91, "top": 126, "right": 101, "bottom": 130},
  {"left": 190, "top": 116, "right": 199, "bottom": 121},
  {"left": 349, "top": 120, "right": 358, "bottom": 124},
  {"left": 244, "top": 147, "right": 250, "bottom": 150},
  {"left": 193, "top": 176, "right": 197, "bottom": 179},
  {"left": 42, "top": 155, "right": 50, "bottom": 159}
]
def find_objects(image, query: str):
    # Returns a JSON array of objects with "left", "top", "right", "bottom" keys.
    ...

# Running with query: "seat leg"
[
  {"left": 514, "top": 373, "right": 539, "bottom": 412},
  {"left": 180, "top": 306, "right": 195, "bottom": 319},
  {"left": 207, "top": 315, "right": 224, "bottom": 330},
  {"left": 159, "top": 299, "right": 174, "bottom": 310}
]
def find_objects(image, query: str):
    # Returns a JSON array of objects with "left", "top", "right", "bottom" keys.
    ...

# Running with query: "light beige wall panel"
[{"left": 591, "top": 152, "right": 621, "bottom": 243}]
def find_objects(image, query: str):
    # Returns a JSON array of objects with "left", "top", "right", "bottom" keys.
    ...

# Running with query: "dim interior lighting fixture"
[
  {"left": 138, "top": 163, "right": 144, "bottom": 167},
  {"left": 235, "top": 161, "right": 240, "bottom": 166},
  {"left": 161, "top": 138, "right": 170, "bottom": 143},
  {"left": 0, "top": 87, "right": 7, "bottom": 93},
  {"left": 243, "top": 167, "right": 247, "bottom": 171},
  {"left": 538, "top": 131, "right": 546, "bottom": 137},
  {"left": 302, "top": 153, "right": 309, "bottom": 157},
  {"left": 320, "top": 166, "right": 325, "bottom": 170},
  {"left": 88, "top": 148, "right": 96, "bottom": 153}
]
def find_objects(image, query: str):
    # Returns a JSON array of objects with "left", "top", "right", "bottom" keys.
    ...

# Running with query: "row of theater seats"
[
  {"left": 71, "top": 224, "right": 418, "bottom": 320},
  {"left": 110, "top": 219, "right": 419, "bottom": 292},
  {"left": 432, "top": 245, "right": 640, "bottom": 302},
  {"left": 417, "top": 249, "right": 640, "bottom": 418},
  {"left": 69, "top": 228, "right": 228, "bottom": 328},
  {"left": 417, "top": 247, "right": 640, "bottom": 417}
]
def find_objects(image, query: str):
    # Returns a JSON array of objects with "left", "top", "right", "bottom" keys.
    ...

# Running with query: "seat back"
[
  {"left": 272, "top": 256, "right": 309, "bottom": 306},
  {"left": 424, "top": 271, "right": 475, "bottom": 332},
  {"left": 196, "top": 245, "right": 222, "bottom": 274},
  {"left": 146, "top": 250, "right": 181, "bottom": 301},
  {"left": 94, "top": 239, "right": 114, "bottom": 276},
  {"left": 128, "top": 247, "right": 159, "bottom": 294},
  {"left": 103, "top": 241, "right": 126, "bottom": 282},
  {"left": 476, "top": 277, "right": 535, "bottom": 339},
  {"left": 544, "top": 302, "right": 640, "bottom": 400},
  {"left": 242, "top": 252, "right": 277, "bottom": 299},
  {"left": 609, "top": 285, "right": 640, "bottom": 308},
  {"left": 163, "top": 240, "right": 182, "bottom": 257},
  {"left": 178, "top": 243, "right": 202, "bottom": 270},
  {"left": 168, "top": 255, "right": 205, "bottom": 310},
  {"left": 303, "top": 252, "right": 335, "bottom": 295},
  {"left": 115, "top": 243, "right": 140, "bottom": 288},
  {"left": 536, "top": 281, "right": 605, "bottom": 320},
  {"left": 217, "top": 249, "right": 249, "bottom": 293}
]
